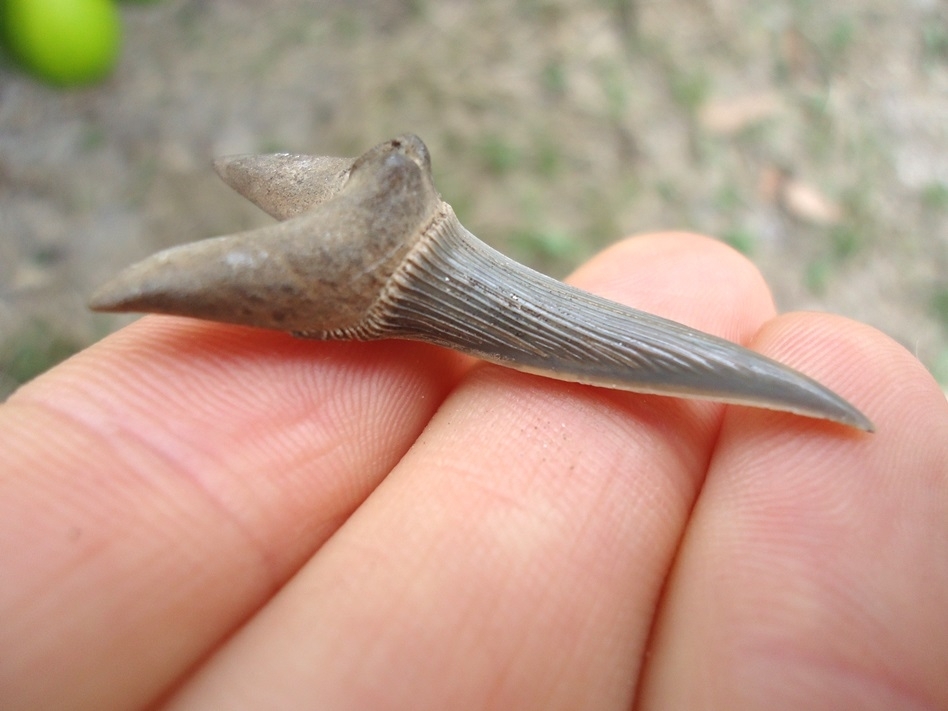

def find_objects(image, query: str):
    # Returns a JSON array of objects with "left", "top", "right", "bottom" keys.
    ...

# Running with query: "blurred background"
[{"left": 1, "top": 0, "right": 946, "bottom": 400}]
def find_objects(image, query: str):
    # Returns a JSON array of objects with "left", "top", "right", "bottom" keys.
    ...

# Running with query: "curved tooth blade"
[{"left": 374, "top": 216, "right": 874, "bottom": 432}]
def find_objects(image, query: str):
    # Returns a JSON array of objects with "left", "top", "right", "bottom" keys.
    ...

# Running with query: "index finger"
[{"left": 0, "top": 319, "right": 465, "bottom": 711}]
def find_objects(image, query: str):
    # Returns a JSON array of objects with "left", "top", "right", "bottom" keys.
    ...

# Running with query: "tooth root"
[
  {"left": 87, "top": 229, "right": 291, "bottom": 328},
  {"left": 91, "top": 137, "right": 441, "bottom": 334}
]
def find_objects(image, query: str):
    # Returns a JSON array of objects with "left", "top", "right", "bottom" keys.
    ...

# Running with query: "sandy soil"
[{"left": 1, "top": 0, "right": 946, "bottom": 398}]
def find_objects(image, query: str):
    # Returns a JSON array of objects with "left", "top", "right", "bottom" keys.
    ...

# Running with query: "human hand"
[{"left": 2, "top": 233, "right": 946, "bottom": 710}]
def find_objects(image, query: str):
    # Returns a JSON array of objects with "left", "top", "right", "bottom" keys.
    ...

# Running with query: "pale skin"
[{"left": 1, "top": 232, "right": 946, "bottom": 711}]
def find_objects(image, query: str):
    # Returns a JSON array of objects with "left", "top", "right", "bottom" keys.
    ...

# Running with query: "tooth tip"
[
  {"left": 88, "top": 279, "right": 134, "bottom": 313},
  {"left": 813, "top": 389, "right": 874, "bottom": 432},
  {"left": 212, "top": 154, "right": 246, "bottom": 186},
  {"left": 88, "top": 277, "right": 160, "bottom": 315},
  {"left": 87, "top": 249, "right": 199, "bottom": 315},
  {"left": 851, "top": 412, "right": 875, "bottom": 433},
  {"left": 806, "top": 398, "right": 874, "bottom": 432}
]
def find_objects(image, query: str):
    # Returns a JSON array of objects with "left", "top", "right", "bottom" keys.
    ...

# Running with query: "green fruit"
[{"left": 3, "top": 0, "right": 121, "bottom": 86}]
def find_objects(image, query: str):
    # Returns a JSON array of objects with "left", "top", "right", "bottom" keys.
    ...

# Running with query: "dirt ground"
[{"left": 1, "top": 0, "right": 946, "bottom": 399}]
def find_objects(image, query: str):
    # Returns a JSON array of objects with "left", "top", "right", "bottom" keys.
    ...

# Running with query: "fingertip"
[
  {"left": 748, "top": 312, "right": 945, "bottom": 440},
  {"left": 0, "top": 314, "right": 467, "bottom": 711},
  {"left": 641, "top": 312, "right": 948, "bottom": 709}
]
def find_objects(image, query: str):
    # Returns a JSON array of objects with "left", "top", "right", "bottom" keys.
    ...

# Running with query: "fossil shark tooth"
[{"left": 90, "top": 134, "right": 873, "bottom": 432}]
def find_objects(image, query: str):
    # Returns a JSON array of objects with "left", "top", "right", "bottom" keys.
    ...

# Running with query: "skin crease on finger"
[{"left": 158, "top": 234, "right": 799, "bottom": 711}]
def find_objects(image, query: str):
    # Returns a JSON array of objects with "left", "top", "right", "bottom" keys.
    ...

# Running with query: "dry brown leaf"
[
  {"left": 699, "top": 92, "right": 783, "bottom": 135},
  {"left": 780, "top": 178, "right": 843, "bottom": 225}
]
